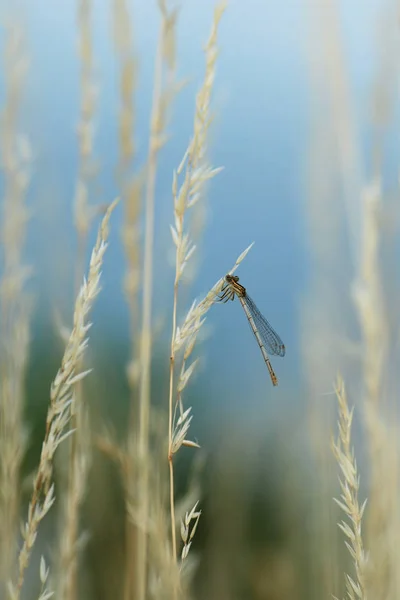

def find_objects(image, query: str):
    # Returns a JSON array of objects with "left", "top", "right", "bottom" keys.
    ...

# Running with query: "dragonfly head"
[{"left": 225, "top": 274, "right": 239, "bottom": 284}]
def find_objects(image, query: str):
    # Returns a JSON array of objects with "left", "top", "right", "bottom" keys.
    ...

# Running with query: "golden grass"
[
  {"left": 112, "top": 0, "right": 141, "bottom": 596},
  {"left": 168, "top": 1, "right": 226, "bottom": 562},
  {"left": 9, "top": 199, "right": 118, "bottom": 599},
  {"left": 0, "top": 23, "right": 31, "bottom": 594},
  {"left": 2, "top": 1, "right": 400, "bottom": 599},
  {"left": 56, "top": 2, "right": 100, "bottom": 598},
  {"left": 332, "top": 377, "right": 367, "bottom": 600},
  {"left": 135, "top": 3, "right": 179, "bottom": 598}
]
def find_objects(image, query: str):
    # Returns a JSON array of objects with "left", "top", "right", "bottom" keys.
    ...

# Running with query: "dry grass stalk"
[
  {"left": 8, "top": 199, "right": 118, "bottom": 600},
  {"left": 113, "top": 0, "right": 137, "bottom": 166},
  {"left": 304, "top": 3, "right": 364, "bottom": 594},
  {"left": 111, "top": 1, "right": 141, "bottom": 597},
  {"left": 136, "top": 3, "right": 178, "bottom": 599},
  {"left": 332, "top": 376, "right": 367, "bottom": 600},
  {"left": 57, "top": 3, "right": 100, "bottom": 598},
  {"left": 123, "top": 411, "right": 183, "bottom": 600},
  {"left": 57, "top": 402, "right": 91, "bottom": 600},
  {"left": 121, "top": 175, "right": 142, "bottom": 388},
  {"left": 74, "top": 0, "right": 99, "bottom": 249},
  {"left": 146, "top": 469, "right": 183, "bottom": 600},
  {"left": 169, "top": 240, "right": 252, "bottom": 568},
  {"left": 352, "top": 182, "right": 387, "bottom": 407},
  {"left": 0, "top": 23, "right": 32, "bottom": 590},
  {"left": 113, "top": 0, "right": 141, "bottom": 378},
  {"left": 357, "top": 10, "right": 400, "bottom": 596},
  {"left": 113, "top": 0, "right": 142, "bottom": 393},
  {"left": 352, "top": 182, "right": 394, "bottom": 598},
  {"left": 140, "top": 429, "right": 184, "bottom": 600},
  {"left": 370, "top": 4, "right": 400, "bottom": 178},
  {"left": 167, "top": 1, "right": 226, "bottom": 562}
]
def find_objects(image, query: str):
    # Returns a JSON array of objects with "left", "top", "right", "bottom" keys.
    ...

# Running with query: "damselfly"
[{"left": 219, "top": 274, "right": 285, "bottom": 386}]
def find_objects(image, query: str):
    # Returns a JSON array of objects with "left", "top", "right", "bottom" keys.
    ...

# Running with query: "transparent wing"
[{"left": 243, "top": 294, "right": 285, "bottom": 357}]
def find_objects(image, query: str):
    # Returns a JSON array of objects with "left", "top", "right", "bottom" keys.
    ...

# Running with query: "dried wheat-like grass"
[
  {"left": 167, "top": 1, "right": 227, "bottom": 563},
  {"left": 332, "top": 376, "right": 367, "bottom": 600},
  {"left": 56, "top": 4, "right": 100, "bottom": 598},
  {"left": 113, "top": 0, "right": 141, "bottom": 392},
  {"left": 112, "top": 1, "right": 142, "bottom": 597},
  {"left": 125, "top": 413, "right": 185, "bottom": 600},
  {"left": 56, "top": 402, "right": 91, "bottom": 600},
  {"left": 168, "top": 240, "right": 252, "bottom": 566},
  {"left": 0, "top": 23, "right": 32, "bottom": 589},
  {"left": 95, "top": 414, "right": 184, "bottom": 600},
  {"left": 121, "top": 173, "right": 142, "bottom": 389},
  {"left": 352, "top": 181, "right": 395, "bottom": 598},
  {"left": 113, "top": 0, "right": 137, "bottom": 165},
  {"left": 74, "top": 0, "right": 99, "bottom": 247},
  {"left": 304, "top": 4, "right": 364, "bottom": 594},
  {"left": 136, "top": 3, "right": 179, "bottom": 599},
  {"left": 352, "top": 182, "right": 387, "bottom": 405},
  {"left": 146, "top": 490, "right": 183, "bottom": 600},
  {"left": 8, "top": 199, "right": 118, "bottom": 600}
]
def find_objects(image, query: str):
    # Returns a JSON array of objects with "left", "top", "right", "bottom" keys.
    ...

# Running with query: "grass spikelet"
[
  {"left": 180, "top": 501, "right": 201, "bottom": 563},
  {"left": 332, "top": 376, "right": 367, "bottom": 600},
  {"left": 10, "top": 199, "right": 118, "bottom": 599}
]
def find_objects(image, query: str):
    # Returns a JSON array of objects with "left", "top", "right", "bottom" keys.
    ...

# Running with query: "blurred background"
[{"left": 1, "top": 0, "right": 400, "bottom": 598}]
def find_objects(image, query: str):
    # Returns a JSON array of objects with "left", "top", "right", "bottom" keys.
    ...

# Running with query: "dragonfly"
[{"left": 219, "top": 274, "right": 285, "bottom": 386}]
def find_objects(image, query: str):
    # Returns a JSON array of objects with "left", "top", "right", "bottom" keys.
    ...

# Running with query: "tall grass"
[
  {"left": 56, "top": 2, "right": 100, "bottom": 598},
  {"left": 0, "top": 23, "right": 31, "bottom": 596},
  {"left": 332, "top": 377, "right": 367, "bottom": 600},
  {"left": 112, "top": 0, "right": 140, "bottom": 597},
  {"left": 10, "top": 199, "right": 118, "bottom": 599},
  {"left": 305, "top": 2, "right": 400, "bottom": 600},
  {"left": 1, "top": 1, "right": 400, "bottom": 599},
  {"left": 136, "top": 3, "right": 178, "bottom": 597},
  {"left": 167, "top": 1, "right": 225, "bottom": 562}
]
